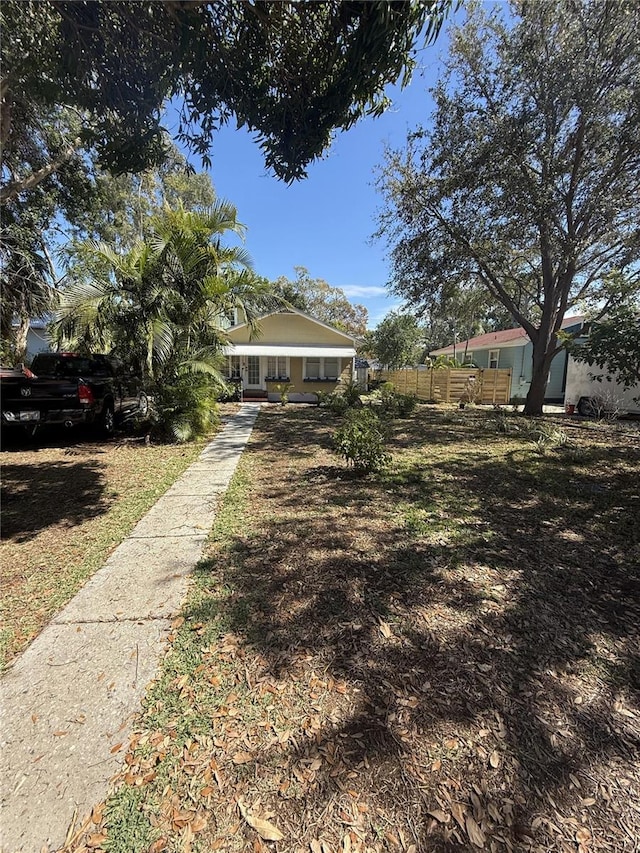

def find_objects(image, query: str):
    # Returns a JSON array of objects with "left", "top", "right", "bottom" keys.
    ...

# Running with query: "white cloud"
[{"left": 340, "top": 285, "right": 389, "bottom": 299}]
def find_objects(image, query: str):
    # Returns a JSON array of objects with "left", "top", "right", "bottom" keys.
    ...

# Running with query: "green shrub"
[
  {"left": 326, "top": 393, "right": 350, "bottom": 415},
  {"left": 375, "top": 385, "right": 416, "bottom": 418},
  {"left": 396, "top": 393, "right": 417, "bottom": 417},
  {"left": 334, "top": 408, "right": 391, "bottom": 474},
  {"left": 340, "top": 379, "right": 363, "bottom": 407},
  {"left": 150, "top": 374, "right": 219, "bottom": 442},
  {"left": 274, "top": 381, "right": 294, "bottom": 406}
]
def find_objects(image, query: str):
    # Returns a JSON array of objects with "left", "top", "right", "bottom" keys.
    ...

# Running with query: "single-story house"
[
  {"left": 222, "top": 308, "right": 358, "bottom": 402},
  {"left": 430, "top": 316, "right": 585, "bottom": 403}
]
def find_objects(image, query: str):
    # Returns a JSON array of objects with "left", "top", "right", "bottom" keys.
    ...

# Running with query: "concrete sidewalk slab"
[
  {"left": 53, "top": 535, "right": 207, "bottom": 623},
  {"left": 0, "top": 404, "right": 261, "bottom": 853}
]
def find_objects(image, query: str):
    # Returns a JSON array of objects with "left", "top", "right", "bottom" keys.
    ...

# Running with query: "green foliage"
[
  {"left": 55, "top": 202, "right": 278, "bottom": 440},
  {"left": 274, "top": 382, "right": 294, "bottom": 406},
  {"left": 317, "top": 381, "right": 362, "bottom": 414},
  {"left": 376, "top": 385, "right": 417, "bottom": 418},
  {"left": 334, "top": 408, "right": 391, "bottom": 474},
  {"left": 151, "top": 373, "right": 220, "bottom": 443},
  {"left": 273, "top": 267, "right": 368, "bottom": 336},
  {"left": 368, "top": 311, "right": 425, "bottom": 368},
  {"left": 340, "top": 380, "right": 363, "bottom": 407},
  {"left": 377, "top": 0, "right": 640, "bottom": 415},
  {"left": 1, "top": 1, "right": 452, "bottom": 195},
  {"left": 487, "top": 412, "right": 571, "bottom": 453},
  {"left": 325, "top": 393, "right": 350, "bottom": 416},
  {"left": 102, "top": 784, "right": 157, "bottom": 853},
  {"left": 529, "top": 422, "right": 571, "bottom": 456}
]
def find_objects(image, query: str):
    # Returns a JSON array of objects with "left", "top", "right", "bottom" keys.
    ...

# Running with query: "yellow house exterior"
[{"left": 223, "top": 309, "right": 358, "bottom": 401}]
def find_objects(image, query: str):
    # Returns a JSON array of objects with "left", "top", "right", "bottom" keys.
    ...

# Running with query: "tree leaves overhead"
[{"left": 1, "top": 0, "right": 454, "bottom": 194}]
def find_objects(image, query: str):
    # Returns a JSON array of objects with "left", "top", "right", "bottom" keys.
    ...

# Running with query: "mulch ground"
[{"left": 57, "top": 404, "right": 640, "bottom": 852}]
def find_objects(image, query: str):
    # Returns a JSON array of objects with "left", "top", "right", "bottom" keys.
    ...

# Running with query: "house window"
[
  {"left": 306, "top": 357, "right": 321, "bottom": 379},
  {"left": 304, "top": 357, "right": 343, "bottom": 380},
  {"left": 266, "top": 356, "right": 288, "bottom": 379},
  {"left": 462, "top": 351, "right": 474, "bottom": 365},
  {"left": 226, "top": 356, "right": 241, "bottom": 379},
  {"left": 488, "top": 349, "right": 500, "bottom": 369},
  {"left": 324, "top": 358, "right": 339, "bottom": 380}
]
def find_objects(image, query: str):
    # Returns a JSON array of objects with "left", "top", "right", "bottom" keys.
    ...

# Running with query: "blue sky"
[{"left": 194, "top": 40, "right": 450, "bottom": 329}]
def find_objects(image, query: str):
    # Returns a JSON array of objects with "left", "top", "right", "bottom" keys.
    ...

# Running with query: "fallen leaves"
[
  {"left": 378, "top": 620, "right": 393, "bottom": 639},
  {"left": 238, "top": 800, "right": 284, "bottom": 842},
  {"left": 232, "top": 751, "right": 254, "bottom": 765},
  {"left": 465, "top": 814, "right": 486, "bottom": 848},
  {"left": 52, "top": 408, "right": 640, "bottom": 853},
  {"left": 427, "top": 809, "right": 449, "bottom": 823}
]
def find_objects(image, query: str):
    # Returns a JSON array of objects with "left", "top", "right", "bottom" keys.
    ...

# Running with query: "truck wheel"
[{"left": 97, "top": 402, "right": 115, "bottom": 436}]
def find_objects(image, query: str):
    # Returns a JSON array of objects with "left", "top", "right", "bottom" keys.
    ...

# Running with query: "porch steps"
[{"left": 241, "top": 390, "right": 269, "bottom": 401}]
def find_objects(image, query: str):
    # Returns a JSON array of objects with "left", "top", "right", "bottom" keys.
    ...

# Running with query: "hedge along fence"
[{"left": 378, "top": 368, "right": 512, "bottom": 405}]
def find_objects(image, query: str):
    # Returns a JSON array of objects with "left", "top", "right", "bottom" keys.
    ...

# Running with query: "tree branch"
[{"left": 0, "top": 138, "right": 81, "bottom": 205}]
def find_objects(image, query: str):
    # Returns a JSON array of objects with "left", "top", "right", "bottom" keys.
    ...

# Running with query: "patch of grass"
[
  {"left": 67, "top": 405, "right": 640, "bottom": 853},
  {"left": 102, "top": 786, "right": 158, "bottom": 853}
]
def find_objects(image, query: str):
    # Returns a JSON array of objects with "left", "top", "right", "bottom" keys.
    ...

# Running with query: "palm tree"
[
  {"left": 55, "top": 201, "right": 280, "bottom": 439},
  {"left": 0, "top": 222, "right": 58, "bottom": 362}
]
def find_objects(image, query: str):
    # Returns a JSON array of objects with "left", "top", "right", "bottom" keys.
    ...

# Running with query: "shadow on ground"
[
  {"left": 184, "top": 406, "right": 640, "bottom": 849},
  {"left": 1, "top": 459, "right": 108, "bottom": 540}
]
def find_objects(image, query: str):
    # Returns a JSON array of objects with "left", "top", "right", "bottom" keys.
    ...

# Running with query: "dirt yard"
[{"left": 21, "top": 403, "right": 640, "bottom": 853}]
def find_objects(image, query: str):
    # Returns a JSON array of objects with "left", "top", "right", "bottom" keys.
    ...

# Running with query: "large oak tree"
[{"left": 376, "top": 0, "right": 640, "bottom": 415}]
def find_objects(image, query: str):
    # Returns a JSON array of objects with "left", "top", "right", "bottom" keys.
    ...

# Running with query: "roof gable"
[{"left": 227, "top": 308, "right": 358, "bottom": 346}]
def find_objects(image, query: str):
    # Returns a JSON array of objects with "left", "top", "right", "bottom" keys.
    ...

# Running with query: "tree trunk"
[
  {"left": 14, "top": 315, "right": 30, "bottom": 364},
  {"left": 523, "top": 341, "right": 555, "bottom": 416}
]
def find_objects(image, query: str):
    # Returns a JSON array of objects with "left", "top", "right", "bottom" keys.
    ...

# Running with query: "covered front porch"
[{"left": 222, "top": 344, "right": 356, "bottom": 402}]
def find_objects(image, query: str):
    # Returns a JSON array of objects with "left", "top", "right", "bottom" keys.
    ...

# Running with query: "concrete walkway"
[{"left": 0, "top": 404, "right": 261, "bottom": 853}]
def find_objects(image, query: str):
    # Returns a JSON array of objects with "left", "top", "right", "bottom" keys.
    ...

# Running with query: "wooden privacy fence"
[{"left": 378, "top": 368, "right": 512, "bottom": 405}]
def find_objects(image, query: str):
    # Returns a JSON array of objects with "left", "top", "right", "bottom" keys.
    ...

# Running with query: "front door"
[{"left": 245, "top": 356, "right": 262, "bottom": 389}]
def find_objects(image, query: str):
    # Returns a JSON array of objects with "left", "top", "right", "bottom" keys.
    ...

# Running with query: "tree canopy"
[
  {"left": 55, "top": 202, "right": 279, "bottom": 439},
  {"left": 363, "top": 311, "right": 425, "bottom": 368},
  {"left": 1, "top": 0, "right": 453, "bottom": 203},
  {"left": 376, "top": 0, "right": 640, "bottom": 415},
  {"left": 273, "top": 267, "right": 368, "bottom": 337},
  {"left": 1, "top": 139, "right": 219, "bottom": 362}
]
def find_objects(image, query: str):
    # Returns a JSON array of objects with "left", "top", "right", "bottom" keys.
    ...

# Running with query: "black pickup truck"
[{"left": 0, "top": 353, "right": 147, "bottom": 435}]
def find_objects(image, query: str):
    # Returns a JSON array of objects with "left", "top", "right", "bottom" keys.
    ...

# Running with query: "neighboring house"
[
  {"left": 25, "top": 319, "right": 53, "bottom": 360},
  {"left": 430, "top": 316, "right": 585, "bottom": 403},
  {"left": 222, "top": 308, "right": 358, "bottom": 401}
]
